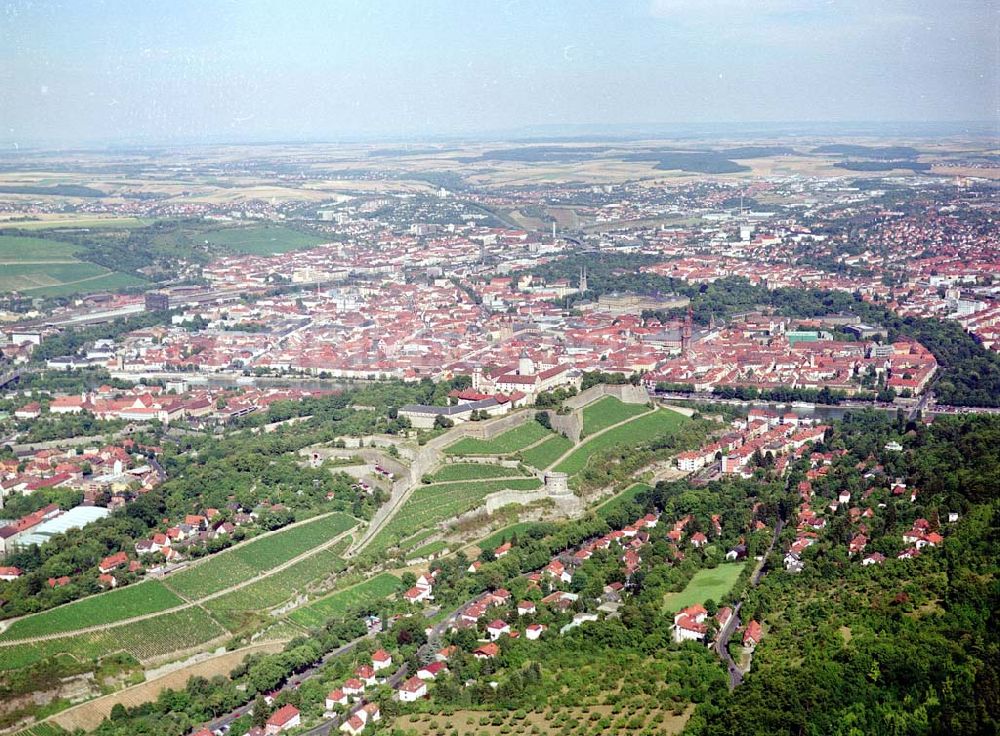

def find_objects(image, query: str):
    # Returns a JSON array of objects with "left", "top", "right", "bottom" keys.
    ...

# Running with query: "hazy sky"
[{"left": 1, "top": 0, "right": 997, "bottom": 145}]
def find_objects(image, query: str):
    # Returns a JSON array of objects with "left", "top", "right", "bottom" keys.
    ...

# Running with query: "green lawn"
[
  {"left": 555, "top": 409, "right": 688, "bottom": 476},
  {"left": 444, "top": 422, "right": 551, "bottom": 456},
  {"left": 582, "top": 396, "right": 648, "bottom": 435},
  {"left": 428, "top": 463, "right": 523, "bottom": 483},
  {"left": 662, "top": 563, "right": 747, "bottom": 614},
  {"left": 519, "top": 434, "right": 573, "bottom": 470},
  {"left": 0, "top": 581, "right": 184, "bottom": 642},
  {"left": 596, "top": 482, "right": 653, "bottom": 520},
  {"left": 0, "top": 235, "right": 80, "bottom": 261},
  {"left": 288, "top": 573, "right": 402, "bottom": 629},
  {"left": 365, "top": 477, "right": 542, "bottom": 555},
  {"left": 203, "top": 226, "right": 326, "bottom": 255},
  {"left": 165, "top": 513, "right": 357, "bottom": 600}
]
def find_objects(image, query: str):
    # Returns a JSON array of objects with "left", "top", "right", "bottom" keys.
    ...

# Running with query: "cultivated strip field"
[
  {"left": 428, "top": 462, "right": 523, "bottom": 483},
  {"left": 364, "top": 477, "right": 542, "bottom": 555},
  {"left": 0, "top": 581, "right": 184, "bottom": 641},
  {"left": 444, "top": 422, "right": 551, "bottom": 456},
  {"left": 0, "top": 235, "right": 146, "bottom": 295},
  {"left": 554, "top": 409, "right": 688, "bottom": 476},
  {"left": 288, "top": 573, "right": 401, "bottom": 629},
  {"left": 165, "top": 512, "right": 357, "bottom": 600},
  {"left": 519, "top": 434, "right": 573, "bottom": 470},
  {"left": 0, "top": 607, "right": 227, "bottom": 671},
  {"left": 581, "top": 395, "right": 648, "bottom": 435}
]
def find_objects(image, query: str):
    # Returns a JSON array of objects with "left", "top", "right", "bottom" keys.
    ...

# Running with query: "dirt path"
[{"left": 0, "top": 524, "right": 356, "bottom": 646}]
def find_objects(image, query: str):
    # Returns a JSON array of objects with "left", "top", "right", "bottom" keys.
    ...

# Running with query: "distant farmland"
[
  {"left": 0, "top": 235, "right": 146, "bottom": 296},
  {"left": 203, "top": 226, "right": 326, "bottom": 255}
]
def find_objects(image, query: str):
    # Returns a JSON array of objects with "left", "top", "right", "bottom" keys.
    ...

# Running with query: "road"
[
  {"left": 713, "top": 518, "right": 783, "bottom": 689},
  {"left": 197, "top": 598, "right": 468, "bottom": 735}
]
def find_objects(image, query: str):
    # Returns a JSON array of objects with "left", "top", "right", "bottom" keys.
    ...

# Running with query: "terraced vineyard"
[
  {"left": 0, "top": 607, "right": 227, "bottom": 671},
  {"left": 0, "top": 581, "right": 184, "bottom": 642},
  {"left": 555, "top": 409, "right": 688, "bottom": 476},
  {"left": 289, "top": 573, "right": 402, "bottom": 629},
  {"left": 165, "top": 512, "right": 357, "bottom": 600},
  {"left": 429, "top": 462, "right": 523, "bottom": 483},
  {"left": 581, "top": 396, "right": 649, "bottom": 435},
  {"left": 520, "top": 434, "right": 573, "bottom": 470},
  {"left": 365, "top": 477, "right": 542, "bottom": 555},
  {"left": 204, "top": 545, "right": 348, "bottom": 631},
  {"left": 443, "top": 421, "right": 550, "bottom": 456}
]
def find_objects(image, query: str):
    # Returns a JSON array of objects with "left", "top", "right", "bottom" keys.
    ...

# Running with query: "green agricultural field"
[
  {"left": 366, "top": 477, "right": 542, "bottom": 555},
  {"left": 444, "top": 422, "right": 550, "bottom": 456},
  {"left": 289, "top": 573, "right": 402, "bottom": 629},
  {"left": 428, "top": 463, "right": 523, "bottom": 483},
  {"left": 165, "top": 512, "right": 357, "bottom": 600},
  {"left": 519, "top": 434, "right": 573, "bottom": 470},
  {"left": 11, "top": 217, "right": 152, "bottom": 230},
  {"left": 203, "top": 226, "right": 326, "bottom": 255},
  {"left": 0, "top": 234, "right": 80, "bottom": 261},
  {"left": 0, "top": 263, "right": 146, "bottom": 296},
  {"left": 0, "top": 581, "right": 185, "bottom": 642},
  {"left": 555, "top": 409, "right": 688, "bottom": 476},
  {"left": 582, "top": 396, "right": 648, "bottom": 435},
  {"left": 204, "top": 546, "right": 347, "bottom": 631},
  {"left": 596, "top": 482, "right": 653, "bottom": 520},
  {"left": 0, "top": 235, "right": 147, "bottom": 296},
  {"left": 662, "top": 563, "right": 747, "bottom": 614},
  {"left": 0, "top": 606, "right": 227, "bottom": 671}
]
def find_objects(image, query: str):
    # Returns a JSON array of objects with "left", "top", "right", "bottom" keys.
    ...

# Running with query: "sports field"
[
  {"left": 662, "top": 563, "right": 747, "bottom": 614},
  {"left": 554, "top": 409, "right": 688, "bottom": 476},
  {"left": 203, "top": 226, "right": 326, "bottom": 255}
]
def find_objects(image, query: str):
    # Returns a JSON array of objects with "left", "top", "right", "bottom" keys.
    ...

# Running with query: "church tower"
[
  {"left": 682, "top": 307, "right": 693, "bottom": 356},
  {"left": 579, "top": 266, "right": 588, "bottom": 293}
]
